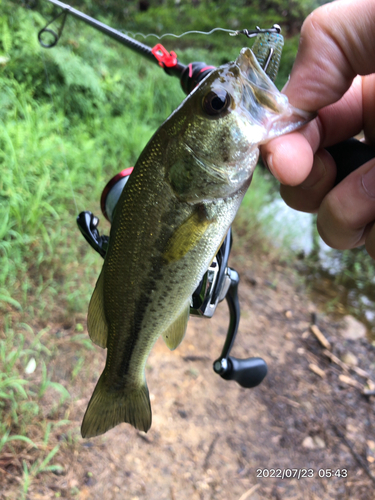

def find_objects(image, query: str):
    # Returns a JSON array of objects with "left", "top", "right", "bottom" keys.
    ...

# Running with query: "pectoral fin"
[
  {"left": 163, "top": 208, "right": 212, "bottom": 264},
  {"left": 162, "top": 301, "right": 190, "bottom": 350},
  {"left": 87, "top": 270, "right": 108, "bottom": 348}
]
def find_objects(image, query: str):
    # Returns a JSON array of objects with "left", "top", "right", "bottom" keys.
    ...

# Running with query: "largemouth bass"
[{"left": 81, "top": 45, "right": 312, "bottom": 438}]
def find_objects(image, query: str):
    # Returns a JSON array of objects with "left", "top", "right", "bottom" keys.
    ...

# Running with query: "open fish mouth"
[
  {"left": 235, "top": 48, "right": 314, "bottom": 138},
  {"left": 236, "top": 48, "right": 280, "bottom": 95}
]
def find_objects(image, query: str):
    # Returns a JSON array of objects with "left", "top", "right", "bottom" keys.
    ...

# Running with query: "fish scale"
[{"left": 81, "top": 42, "right": 313, "bottom": 438}]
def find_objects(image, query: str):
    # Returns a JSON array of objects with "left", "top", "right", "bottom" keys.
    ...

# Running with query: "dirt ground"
[{"left": 2, "top": 249, "right": 375, "bottom": 500}]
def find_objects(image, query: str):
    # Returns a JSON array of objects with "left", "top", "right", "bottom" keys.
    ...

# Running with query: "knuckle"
[
  {"left": 317, "top": 190, "right": 365, "bottom": 249},
  {"left": 316, "top": 211, "right": 337, "bottom": 248},
  {"left": 300, "top": 5, "right": 330, "bottom": 41}
]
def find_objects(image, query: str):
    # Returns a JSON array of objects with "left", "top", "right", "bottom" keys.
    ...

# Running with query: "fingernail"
[
  {"left": 300, "top": 154, "right": 326, "bottom": 189},
  {"left": 281, "top": 75, "right": 290, "bottom": 93},
  {"left": 362, "top": 164, "right": 375, "bottom": 198},
  {"left": 263, "top": 154, "right": 274, "bottom": 174},
  {"left": 263, "top": 153, "right": 284, "bottom": 183}
]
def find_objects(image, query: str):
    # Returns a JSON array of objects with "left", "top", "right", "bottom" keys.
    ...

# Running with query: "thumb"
[{"left": 283, "top": 0, "right": 375, "bottom": 112}]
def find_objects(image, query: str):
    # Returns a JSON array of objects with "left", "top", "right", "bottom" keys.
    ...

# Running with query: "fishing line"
[
  {"left": 41, "top": 52, "right": 79, "bottom": 215},
  {"left": 123, "top": 27, "right": 238, "bottom": 40}
]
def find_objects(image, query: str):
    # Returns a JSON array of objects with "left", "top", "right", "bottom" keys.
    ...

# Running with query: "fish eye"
[{"left": 202, "top": 89, "right": 230, "bottom": 116}]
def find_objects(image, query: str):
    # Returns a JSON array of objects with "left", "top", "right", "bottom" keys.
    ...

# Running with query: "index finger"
[
  {"left": 284, "top": 0, "right": 375, "bottom": 111},
  {"left": 261, "top": 0, "right": 375, "bottom": 186},
  {"left": 263, "top": 75, "right": 363, "bottom": 185}
]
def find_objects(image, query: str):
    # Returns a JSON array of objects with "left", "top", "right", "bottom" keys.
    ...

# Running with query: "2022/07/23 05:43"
[{"left": 256, "top": 468, "right": 348, "bottom": 479}]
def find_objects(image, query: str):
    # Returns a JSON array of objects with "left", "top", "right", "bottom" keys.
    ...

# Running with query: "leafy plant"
[
  {"left": 0, "top": 319, "right": 69, "bottom": 494},
  {"left": 21, "top": 445, "right": 63, "bottom": 499}
]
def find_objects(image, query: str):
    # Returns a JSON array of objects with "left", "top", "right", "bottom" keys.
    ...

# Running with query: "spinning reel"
[{"left": 77, "top": 169, "right": 268, "bottom": 390}]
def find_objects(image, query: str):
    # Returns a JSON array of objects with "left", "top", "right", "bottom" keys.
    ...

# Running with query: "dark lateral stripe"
[{"left": 115, "top": 254, "right": 165, "bottom": 383}]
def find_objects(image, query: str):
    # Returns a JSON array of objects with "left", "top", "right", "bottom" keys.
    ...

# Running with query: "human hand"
[{"left": 261, "top": 0, "right": 375, "bottom": 259}]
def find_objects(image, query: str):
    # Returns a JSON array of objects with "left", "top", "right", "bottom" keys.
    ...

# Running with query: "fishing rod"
[
  {"left": 37, "top": 0, "right": 187, "bottom": 78},
  {"left": 37, "top": 0, "right": 281, "bottom": 92},
  {"left": 36, "top": 0, "right": 212, "bottom": 93}
]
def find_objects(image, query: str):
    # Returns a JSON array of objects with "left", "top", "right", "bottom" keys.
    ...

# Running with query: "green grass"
[
  {"left": 0, "top": 317, "right": 72, "bottom": 495},
  {"left": 0, "top": 3, "right": 188, "bottom": 314},
  {"left": 0, "top": 3, "right": 195, "bottom": 494}
]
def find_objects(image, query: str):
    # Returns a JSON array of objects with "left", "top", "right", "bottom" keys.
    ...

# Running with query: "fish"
[{"left": 81, "top": 45, "right": 313, "bottom": 438}]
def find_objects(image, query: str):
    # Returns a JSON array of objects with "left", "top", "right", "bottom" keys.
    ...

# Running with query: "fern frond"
[
  {"left": 46, "top": 47, "right": 105, "bottom": 100},
  {"left": 0, "top": 17, "right": 12, "bottom": 54}
]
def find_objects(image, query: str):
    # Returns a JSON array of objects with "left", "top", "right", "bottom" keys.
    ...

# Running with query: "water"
[
  {"left": 259, "top": 198, "right": 314, "bottom": 255},
  {"left": 259, "top": 198, "right": 375, "bottom": 340}
]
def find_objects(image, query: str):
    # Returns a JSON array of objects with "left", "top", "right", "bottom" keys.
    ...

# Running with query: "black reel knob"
[{"left": 214, "top": 356, "right": 268, "bottom": 389}]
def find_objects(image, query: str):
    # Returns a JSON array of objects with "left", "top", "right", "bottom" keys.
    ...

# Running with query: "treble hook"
[
  {"left": 230, "top": 24, "right": 281, "bottom": 39},
  {"left": 38, "top": 7, "right": 70, "bottom": 48}
]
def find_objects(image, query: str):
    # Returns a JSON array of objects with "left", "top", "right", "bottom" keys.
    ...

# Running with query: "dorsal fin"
[{"left": 87, "top": 270, "right": 108, "bottom": 348}]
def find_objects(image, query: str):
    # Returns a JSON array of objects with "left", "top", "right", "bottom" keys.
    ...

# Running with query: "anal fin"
[
  {"left": 87, "top": 270, "right": 108, "bottom": 348},
  {"left": 162, "top": 301, "right": 190, "bottom": 350}
]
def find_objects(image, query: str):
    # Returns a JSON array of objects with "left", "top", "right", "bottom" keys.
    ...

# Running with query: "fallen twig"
[
  {"left": 310, "top": 324, "right": 331, "bottom": 350},
  {"left": 363, "top": 389, "right": 375, "bottom": 397},
  {"left": 338, "top": 374, "right": 363, "bottom": 390},
  {"left": 238, "top": 484, "right": 260, "bottom": 500},
  {"left": 323, "top": 350, "right": 375, "bottom": 394},
  {"left": 182, "top": 355, "right": 210, "bottom": 362},
  {"left": 323, "top": 349, "right": 349, "bottom": 373},
  {"left": 309, "top": 363, "right": 326, "bottom": 379},
  {"left": 203, "top": 433, "right": 219, "bottom": 470},
  {"left": 279, "top": 395, "right": 300, "bottom": 408},
  {"left": 332, "top": 423, "right": 375, "bottom": 484},
  {"left": 352, "top": 366, "right": 372, "bottom": 379}
]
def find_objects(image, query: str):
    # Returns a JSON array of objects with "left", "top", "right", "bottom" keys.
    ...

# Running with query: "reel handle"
[
  {"left": 212, "top": 267, "right": 268, "bottom": 389},
  {"left": 213, "top": 356, "right": 268, "bottom": 389}
]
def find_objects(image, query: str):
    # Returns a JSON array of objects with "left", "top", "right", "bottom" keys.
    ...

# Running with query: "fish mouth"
[
  {"left": 235, "top": 48, "right": 278, "bottom": 93},
  {"left": 234, "top": 47, "right": 315, "bottom": 138},
  {"left": 236, "top": 48, "right": 259, "bottom": 72}
]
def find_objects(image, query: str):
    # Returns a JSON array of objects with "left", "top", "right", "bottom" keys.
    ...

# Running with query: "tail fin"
[{"left": 81, "top": 373, "right": 152, "bottom": 438}]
